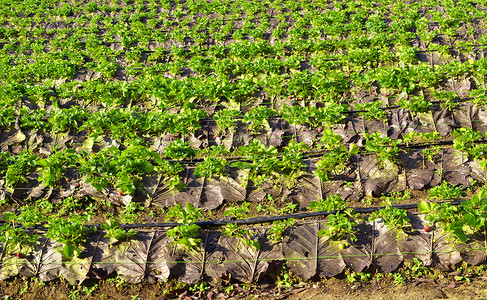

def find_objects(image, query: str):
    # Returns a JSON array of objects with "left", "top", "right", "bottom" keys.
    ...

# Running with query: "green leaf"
[
  {"left": 349, "top": 143, "right": 358, "bottom": 155},
  {"left": 141, "top": 161, "right": 154, "bottom": 173},
  {"left": 63, "top": 243, "right": 75, "bottom": 259},
  {"left": 418, "top": 201, "right": 439, "bottom": 213}
]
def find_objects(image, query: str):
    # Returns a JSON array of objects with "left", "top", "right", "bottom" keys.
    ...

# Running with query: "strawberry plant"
[
  {"left": 224, "top": 202, "right": 251, "bottom": 219},
  {"left": 370, "top": 206, "right": 411, "bottom": 237},
  {"left": 37, "top": 147, "right": 78, "bottom": 188},
  {"left": 318, "top": 209, "right": 358, "bottom": 248},
  {"left": 354, "top": 101, "right": 387, "bottom": 121},
  {"left": 268, "top": 218, "right": 295, "bottom": 243},
  {"left": 80, "top": 145, "right": 163, "bottom": 194},
  {"left": 242, "top": 106, "right": 276, "bottom": 134},
  {"left": 375, "top": 66, "right": 416, "bottom": 94},
  {"left": 100, "top": 215, "right": 135, "bottom": 244},
  {"left": 19, "top": 108, "right": 49, "bottom": 131},
  {"left": 315, "top": 129, "right": 358, "bottom": 181},
  {"left": 280, "top": 140, "right": 309, "bottom": 187},
  {"left": 308, "top": 103, "right": 349, "bottom": 129},
  {"left": 452, "top": 128, "right": 487, "bottom": 159},
  {"left": 213, "top": 108, "right": 240, "bottom": 134},
  {"left": 0, "top": 208, "right": 45, "bottom": 253},
  {"left": 280, "top": 105, "right": 310, "bottom": 126},
  {"left": 164, "top": 139, "right": 196, "bottom": 160},
  {"left": 427, "top": 181, "right": 463, "bottom": 200},
  {"left": 461, "top": 188, "right": 487, "bottom": 237},
  {"left": 93, "top": 56, "right": 119, "bottom": 79},
  {"left": 159, "top": 160, "right": 185, "bottom": 191},
  {"left": 48, "top": 107, "right": 87, "bottom": 133},
  {"left": 1, "top": 150, "right": 37, "bottom": 191},
  {"left": 308, "top": 194, "right": 346, "bottom": 212},
  {"left": 166, "top": 203, "right": 203, "bottom": 250},
  {"left": 364, "top": 132, "right": 402, "bottom": 168},
  {"left": 46, "top": 213, "right": 94, "bottom": 259},
  {"left": 0, "top": 103, "right": 17, "bottom": 128},
  {"left": 421, "top": 146, "right": 441, "bottom": 165},
  {"left": 232, "top": 140, "right": 278, "bottom": 185},
  {"left": 221, "top": 223, "right": 260, "bottom": 250},
  {"left": 168, "top": 108, "right": 207, "bottom": 136},
  {"left": 402, "top": 131, "right": 441, "bottom": 146},
  {"left": 194, "top": 157, "right": 228, "bottom": 179},
  {"left": 398, "top": 95, "right": 432, "bottom": 113},
  {"left": 231, "top": 140, "right": 305, "bottom": 187},
  {"left": 418, "top": 200, "right": 467, "bottom": 242}
]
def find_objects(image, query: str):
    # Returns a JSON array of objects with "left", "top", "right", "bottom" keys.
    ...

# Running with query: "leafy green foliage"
[
  {"left": 194, "top": 157, "right": 228, "bottom": 178},
  {"left": 318, "top": 209, "right": 358, "bottom": 247},
  {"left": 370, "top": 206, "right": 411, "bottom": 234},
  {"left": 221, "top": 223, "right": 260, "bottom": 250},
  {"left": 364, "top": 132, "right": 402, "bottom": 167},
  {"left": 232, "top": 140, "right": 307, "bottom": 187},
  {"left": 100, "top": 216, "right": 135, "bottom": 244},
  {"left": 417, "top": 188, "right": 487, "bottom": 243},
  {"left": 166, "top": 203, "right": 203, "bottom": 250},
  {"left": 37, "top": 148, "right": 78, "bottom": 187},
  {"left": 164, "top": 139, "right": 196, "bottom": 160},
  {"left": 308, "top": 194, "right": 346, "bottom": 212},
  {"left": 428, "top": 181, "right": 463, "bottom": 200},
  {"left": 3, "top": 0, "right": 487, "bottom": 282},
  {"left": 46, "top": 213, "right": 94, "bottom": 259},
  {"left": 0, "top": 207, "right": 45, "bottom": 252},
  {"left": 268, "top": 219, "right": 295, "bottom": 243},
  {"left": 403, "top": 131, "right": 441, "bottom": 146},
  {"left": 315, "top": 130, "right": 358, "bottom": 181},
  {"left": 0, "top": 150, "right": 37, "bottom": 189},
  {"left": 398, "top": 95, "right": 432, "bottom": 113},
  {"left": 452, "top": 128, "right": 487, "bottom": 159},
  {"left": 354, "top": 101, "right": 387, "bottom": 121},
  {"left": 213, "top": 108, "right": 240, "bottom": 134},
  {"left": 224, "top": 202, "right": 250, "bottom": 219},
  {"left": 48, "top": 107, "right": 87, "bottom": 133},
  {"left": 242, "top": 106, "right": 276, "bottom": 133},
  {"left": 79, "top": 145, "right": 163, "bottom": 194},
  {"left": 168, "top": 108, "right": 208, "bottom": 136}
]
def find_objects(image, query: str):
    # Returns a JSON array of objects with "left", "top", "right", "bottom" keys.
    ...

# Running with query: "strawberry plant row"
[
  {"left": 0, "top": 57, "right": 484, "bottom": 113},
  {"left": 0, "top": 191, "right": 487, "bottom": 284},
  {"left": 2, "top": 17, "right": 482, "bottom": 56},
  {"left": 3, "top": 102, "right": 487, "bottom": 157},
  {"left": 0, "top": 140, "right": 483, "bottom": 212}
]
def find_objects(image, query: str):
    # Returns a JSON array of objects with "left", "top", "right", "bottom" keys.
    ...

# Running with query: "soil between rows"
[{"left": 2, "top": 274, "right": 487, "bottom": 299}]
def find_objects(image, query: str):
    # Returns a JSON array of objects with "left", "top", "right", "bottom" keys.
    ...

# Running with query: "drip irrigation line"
[
  {"left": 1, "top": 15, "right": 482, "bottom": 49},
  {"left": 119, "top": 200, "right": 465, "bottom": 229},
  {"left": 3, "top": 200, "right": 464, "bottom": 231},
  {"left": 146, "top": 138, "right": 479, "bottom": 164},
  {"left": 3, "top": 30, "right": 487, "bottom": 62},
  {"left": 0, "top": 135, "right": 482, "bottom": 166},
  {"left": 0, "top": 100, "right": 484, "bottom": 142},
  {"left": 0, "top": 97, "right": 480, "bottom": 123},
  {"left": 1, "top": 113, "right": 484, "bottom": 143},
  {"left": 0, "top": 121, "right": 458, "bottom": 145}
]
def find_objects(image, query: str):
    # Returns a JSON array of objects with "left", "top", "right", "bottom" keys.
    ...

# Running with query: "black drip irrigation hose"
[
  {"left": 121, "top": 199, "right": 465, "bottom": 229},
  {"left": 9, "top": 199, "right": 465, "bottom": 231},
  {"left": 171, "top": 138, "right": 486, "bottom": 165},
  {"left": 0, "top": 134, "right": 484, "bottom": 165}
]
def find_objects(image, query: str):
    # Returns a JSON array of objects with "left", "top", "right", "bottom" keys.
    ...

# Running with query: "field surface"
[{"left": 3, "top": 0, "right": 487, "bottom": 298}]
